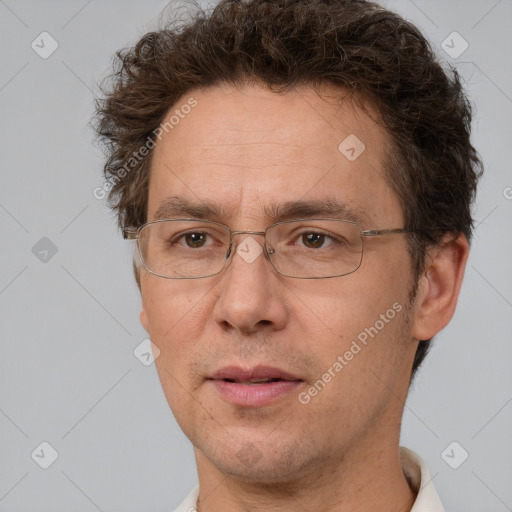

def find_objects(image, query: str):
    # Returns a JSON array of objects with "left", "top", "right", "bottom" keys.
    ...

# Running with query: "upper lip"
[{"left": 209, "top": 365, "right": 302, "bottom": 382}]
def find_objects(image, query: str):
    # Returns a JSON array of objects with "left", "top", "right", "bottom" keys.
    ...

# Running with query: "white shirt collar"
[
  {"left": 401, "top": 447, "right": 445, "bottom": 512},
  {"left": 172, "top": 447, "right": 445, "bottom": 512}
]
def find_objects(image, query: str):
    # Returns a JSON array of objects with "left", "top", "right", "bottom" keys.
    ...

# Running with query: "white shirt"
[{"left": 172, "top": 446, "right": 445, "bottom": 512}]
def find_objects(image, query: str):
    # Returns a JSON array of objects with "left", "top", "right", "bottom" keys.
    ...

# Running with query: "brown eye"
[
  {"left": 302, "top": 232, "right": 325, "bottom": 248},
  {"left": 183, "top": 232, "right": 208, "bottom": 248}
]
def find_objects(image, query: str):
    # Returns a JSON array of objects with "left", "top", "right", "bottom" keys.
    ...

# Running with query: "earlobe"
[
  {"left": 136, "top": 263, "right": 150, "bottom": 332},
  {"left": 140, "top": 307, "right": 150, "bottom": 333},
  {"left": 411, "top": 234, "right": 469, "bottom": 341}
]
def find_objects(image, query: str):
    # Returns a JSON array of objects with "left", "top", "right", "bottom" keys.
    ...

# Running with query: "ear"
[
  {"left": 134, "top": 260, "right": 151, "bottom": 331},
  {"left": 138, "top": 267, "right": 150, "bottom": 333},
  {"left": 132, "top": 259, "right": 142, "bottom": 291},
  {"left": 412, "top": 233, "right": 469, "bottom": 341}
]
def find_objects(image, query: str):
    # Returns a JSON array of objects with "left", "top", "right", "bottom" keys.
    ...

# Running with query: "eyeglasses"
[{"left": 123, "top": 218, "right": 415, "bottom": 279}]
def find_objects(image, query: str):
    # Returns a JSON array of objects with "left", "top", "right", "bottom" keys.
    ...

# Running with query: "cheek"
[
  {"left": 142, "top": 280, "right": 210, "bottom": 417},
  {"left": 291, "top": 275, "right": 393, "bottom": 341},
  {"left": 142, "top": 276, "right": 207, "bottom": 334},
  {"left": 299, "top": 299, "right": 411, "bottom": 430},
  {"left": 141, "top": 278, "right": 211, "bottom": 383},
  {"left": 294, "top": 274, "right": 411, "bottom": 383}
]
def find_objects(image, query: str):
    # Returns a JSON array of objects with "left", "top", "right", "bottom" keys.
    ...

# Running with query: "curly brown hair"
[{"left": 94, "top": 0, "right": 482, "bottom": 379}]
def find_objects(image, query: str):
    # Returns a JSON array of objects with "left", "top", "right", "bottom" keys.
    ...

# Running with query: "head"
[{"left": 94, "top": 0, "right": 481, "bottom": 484}]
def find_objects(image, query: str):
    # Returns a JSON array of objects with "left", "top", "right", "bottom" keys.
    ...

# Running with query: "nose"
[{"left": 212, "top": 234, "right": 288, "bottom": 334}]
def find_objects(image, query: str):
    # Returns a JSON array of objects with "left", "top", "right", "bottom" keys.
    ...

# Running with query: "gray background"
[{"left": 0, "top": 0, "right": 511, "bottom": 510}]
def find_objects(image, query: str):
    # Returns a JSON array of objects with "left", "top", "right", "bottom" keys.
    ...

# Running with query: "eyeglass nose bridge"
[{"left": 225, "top": 229, "right": 275, "bottom": 260}]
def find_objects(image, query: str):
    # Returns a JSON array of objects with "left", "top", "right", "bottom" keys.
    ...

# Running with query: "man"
[{"left": 94, "top": 0, "right": 482, "bottom": 510}]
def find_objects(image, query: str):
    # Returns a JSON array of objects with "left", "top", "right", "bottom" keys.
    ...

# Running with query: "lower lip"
[{"left": 210, "top": 379, "right": 302, "bottom": 407}]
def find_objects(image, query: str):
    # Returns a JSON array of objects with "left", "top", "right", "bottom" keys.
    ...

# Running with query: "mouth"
[
  {"left": 208, "top": 365, "right": 303, "bottom": 407},
  {"left": 221, "top": 377, "right": 290, "bottom": 385}
]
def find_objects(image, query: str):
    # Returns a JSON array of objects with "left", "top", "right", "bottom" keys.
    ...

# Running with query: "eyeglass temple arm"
[
  {"left": 123, "top": 229, "right": 138, "bottom": 240},
  {"left": 361, "top": 228, "right": 417, "bottom": 237}
]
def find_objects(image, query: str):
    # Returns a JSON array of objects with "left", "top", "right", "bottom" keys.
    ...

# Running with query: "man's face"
[{"left": 140, "top": 84, "right": 420, "bottom": 482}]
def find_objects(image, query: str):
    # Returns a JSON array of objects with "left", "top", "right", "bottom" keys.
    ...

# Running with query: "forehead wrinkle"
[
  {"left": 181, "top": 145, "right": 327, "bottom": 174},
  {"left": 189, "top": 141, "right": 308, "bottom": 148}
]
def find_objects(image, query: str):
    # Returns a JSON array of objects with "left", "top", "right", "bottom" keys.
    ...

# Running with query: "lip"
[
  {"left": 210, "top": 365, "right": 301, "bottom": 382},
  {"left": 208, "top": 365, "right": 303, "bottom": 407}
]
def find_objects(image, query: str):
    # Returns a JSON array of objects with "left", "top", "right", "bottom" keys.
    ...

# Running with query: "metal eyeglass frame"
[{"left": 123, "top": 218, "right": 417, "bottom": 279}]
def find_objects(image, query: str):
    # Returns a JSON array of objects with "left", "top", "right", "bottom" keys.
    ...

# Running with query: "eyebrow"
[{"left": 153, "top": 196, "right": 373, "bottom": 226}]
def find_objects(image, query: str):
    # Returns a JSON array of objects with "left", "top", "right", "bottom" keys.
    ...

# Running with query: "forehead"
[{"left": 148, "top": 83, "right": 403, "bottom": 228}]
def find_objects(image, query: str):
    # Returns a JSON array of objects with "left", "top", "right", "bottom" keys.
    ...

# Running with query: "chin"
[{"left": 197, "top": 433, "right": 325, "bottom": 485}]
